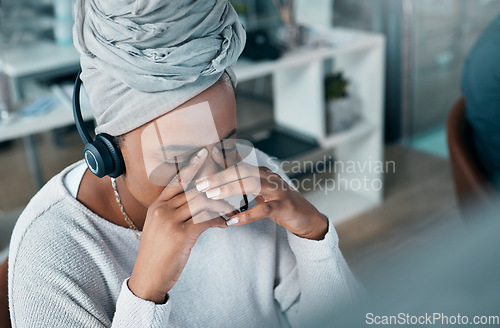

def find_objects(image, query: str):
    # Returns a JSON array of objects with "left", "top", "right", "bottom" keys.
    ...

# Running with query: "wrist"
[
  {"left": 297, "top": 213, "right": 328, "bottom": 241},
  {"left": 128, "top": 273, "right": 169, "bottom": 304}
]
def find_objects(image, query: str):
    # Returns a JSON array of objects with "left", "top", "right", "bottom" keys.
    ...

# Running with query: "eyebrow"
[{"left": 160, "top": 128, "right": 237, "bottom": 152}]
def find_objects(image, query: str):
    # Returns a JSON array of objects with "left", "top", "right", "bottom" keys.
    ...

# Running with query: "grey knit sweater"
[{"left": 8, "top": 155, "right": 359, "bottom": 327}]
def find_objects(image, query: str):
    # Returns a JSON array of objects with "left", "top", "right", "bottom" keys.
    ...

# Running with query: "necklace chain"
[{"left": 110, "top": 177, "right": 141, "bottom": 240}]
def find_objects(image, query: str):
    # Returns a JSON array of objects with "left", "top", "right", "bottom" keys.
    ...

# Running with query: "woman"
[{"left": 8, "top": 0, "right": 359, "bottom": 327}]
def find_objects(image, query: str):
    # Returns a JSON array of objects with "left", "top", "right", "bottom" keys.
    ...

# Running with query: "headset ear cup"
[
  {"left": 95, "top": 134, "right": 125, "bottom": 178},
  {"left": 84, "top": 141, "right": 113, "bottom": 178}
]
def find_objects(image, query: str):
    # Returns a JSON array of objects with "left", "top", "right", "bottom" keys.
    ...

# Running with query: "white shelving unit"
[{"left": 234, "top": 28, "right": 386, "bottom": 225}]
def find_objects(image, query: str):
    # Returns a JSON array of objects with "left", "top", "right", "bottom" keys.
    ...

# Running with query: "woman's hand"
[
  {"left": 128, "top": 148, "right": 237, "bottom": 304},
  {"left": 196, "top": 148, "right": 328, "bottom": 241}
]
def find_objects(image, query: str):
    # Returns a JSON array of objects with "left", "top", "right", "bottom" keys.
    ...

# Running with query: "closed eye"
[
  {"left": 163, "top": 156, "right": 191, "bottom": 168},
  {"left": 218, "top": 144, "right": 237, "bottom": 153}
]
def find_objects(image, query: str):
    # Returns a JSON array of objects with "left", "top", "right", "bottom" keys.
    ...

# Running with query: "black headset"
[{"left": 72, "top": 71, "right": 125, "bottom": 178}]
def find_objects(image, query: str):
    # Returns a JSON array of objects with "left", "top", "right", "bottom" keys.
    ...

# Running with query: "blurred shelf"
[
  {"left": 0, "top": 28, "right": 379, "bottom": 82},
  {"left": 0, "top": 41, "right": 80, "bottom": 79},
  {"left": 249, "top": 127, "right": 319, "bottom": 160},
  {"left": 319, "top": 119, "right": 377, "bottom": 149},
  {"left": 233, "top": 28, "right": 383, "bottom": 82},
  {"left": 0, "top": 101, "right": 93, "bottom": 143}
]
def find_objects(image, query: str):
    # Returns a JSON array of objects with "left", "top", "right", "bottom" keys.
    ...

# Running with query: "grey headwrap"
[{"left": 73, "top": 0, "right": 246, "bottom": 136}]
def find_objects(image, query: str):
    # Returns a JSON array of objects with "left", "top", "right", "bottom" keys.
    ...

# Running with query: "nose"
[{"left": 195, "top": 146, "right": 219, "bottom": 181}]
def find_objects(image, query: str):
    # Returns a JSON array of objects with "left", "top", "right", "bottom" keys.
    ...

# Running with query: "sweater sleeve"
[
  {"left": 273, "top": 216, "right": 362, "bottom": 328},
  {"left": 111, "top": 279, "right": 171, "bottom": 328},
  {"left": 9, "top": 212, "right": 171, "bottom": 328},
  {"left": 257, "top": 151, "right": 362, "bottom": 327}
]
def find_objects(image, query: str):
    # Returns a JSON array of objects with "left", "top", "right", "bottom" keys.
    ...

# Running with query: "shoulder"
[
  {"left": 8, "top": 161, "right": 104, "bottom": 279},
  {"left": 462, "top": 16, "right": 500, "bottom": 128},
  {"left": 464, "top": 16, "right": 500, "bottom": 81},
  {"left": 7, "top": 164, "right": 122, "bottom": 324}
]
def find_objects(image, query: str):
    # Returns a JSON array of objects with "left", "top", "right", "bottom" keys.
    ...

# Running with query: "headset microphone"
[{"left": 72, "top": 72, "right": 125, "bottom": 178}]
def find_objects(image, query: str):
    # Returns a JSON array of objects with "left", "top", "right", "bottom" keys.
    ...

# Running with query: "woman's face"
[{"left": 120, "top": 74, "right": 237, "bottom": 207}]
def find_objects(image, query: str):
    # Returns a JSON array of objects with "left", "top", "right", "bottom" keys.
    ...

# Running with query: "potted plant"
[{"left": 325, "top": 72, "right": 358, "bottom": 134}]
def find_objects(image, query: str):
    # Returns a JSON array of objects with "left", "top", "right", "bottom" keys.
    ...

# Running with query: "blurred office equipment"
[
  {"left": 230, "top": 0, "right": 333, "bottom": 31},
  {"left": 241, "top": 29, "right": 283, "bottom": 61},
  {"left": 334, "top": 0, "right": 500, "bottom": 151},
  {"left": 230, "top": 0, "right": 280, "bottom": 33},
  {"left": 446, "top": 97, "right": 497, "bottom": 220},
  {"left": 235, "top": 0, "right": 333, "bottom": 59},
  {"left": 0, "top": 0, "right": 54, "bottom": 46}
]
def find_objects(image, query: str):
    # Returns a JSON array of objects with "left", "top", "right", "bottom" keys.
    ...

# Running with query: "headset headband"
[{"left": 72, "top": 72, "right": 93, "bottom": 144}]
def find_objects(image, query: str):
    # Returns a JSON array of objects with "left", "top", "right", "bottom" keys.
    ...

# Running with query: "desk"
[
  {"left": 0, "top": 42, "right": 80, "bottom": 100},
  {"left": 0, "top": 100, "right": 93, "bottom": 189},
  {"left": 0, "top": 28, "right": 385, "bottom": 224},
  {"left": 0, "top": 42, "right": 84, "bottom": 189}
]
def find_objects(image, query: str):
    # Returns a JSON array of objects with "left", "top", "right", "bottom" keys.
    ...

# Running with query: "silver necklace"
[{"left": 110, "top": 177, "right": 141, "bottom": 240}]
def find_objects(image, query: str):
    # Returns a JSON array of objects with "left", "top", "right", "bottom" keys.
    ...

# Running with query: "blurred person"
[
  {"left": 320, "top": 205, "right": 500, "bottom": 328},
  {"left": 462, "top": 14, "right": 500, "bottom": 190},
  {"left": 7, "top": 1, "right": 360, "bottom": 327}
]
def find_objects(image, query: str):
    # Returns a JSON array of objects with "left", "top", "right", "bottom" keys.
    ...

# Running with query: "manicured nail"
[
  {"left": 198, "top": 148, "right": 207, "bottom": 157},
  {"left": 191, "top": 148, "right": 207, "bottom": 164},
  {"left": 205, "top": 188, "right": 220, "bottom": 199},
  {"left": 227, "top": 217, "right": 239, "bottom": 226},
  {"left": 196, "top": 180, "right": 210, "bottom": 192}
]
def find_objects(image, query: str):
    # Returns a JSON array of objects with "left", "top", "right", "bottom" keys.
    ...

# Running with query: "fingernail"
[
  {"left": 213, "top": 147, "right": 219, "bottom": 153},
  {"left": 206, "top": 188, "right": 221, "bottom": 199},
  {"left": 198, "top": 148, "right": 207, "bottom": 157},
  {"left": 191, "top": 148, "right": 208, "bottom": 164},
  {"left": 196, "top": 180, "right": 210, "bottom": 192},
  {"left": 227, "top": 217, "right": 239, "bottom": 226}
]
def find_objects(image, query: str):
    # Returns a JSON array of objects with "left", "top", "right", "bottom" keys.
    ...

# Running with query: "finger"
[
  {"left": 204, "top": 176, "right": 263, "bottom": 200},
  {"left": 211, "top": 145, "right": 229, "bottom": 169},
  {"left": 168, "top": 188, "right": 203, "bottom": 209},
  {"left": 225, "top": 201, "right": 278, "bottom": 226},
  {"left": 205, "top": 173, "right": 285, "bottom": 202},
  {"left": 259, "top": 165, "right": 274, "bottom": 174},
  {"left": 175, "top": 194, "right": 237, "bottom": 222},
  {"left": 188, "top": 212, "right": 228, "bottom": 229},
  {"left": 195, "top": 162, "right": 263, "bottom": 193},
  {"left": 157, "top": 148, "right": 208, "bottom": 201}
]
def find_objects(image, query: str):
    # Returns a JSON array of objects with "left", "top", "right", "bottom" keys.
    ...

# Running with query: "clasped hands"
[
  {"left": 129, "top": 144, "right": 328, "bottom": 303},
  {"left": 191, "top": 145, "right": 329, "bottom": 241}
]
